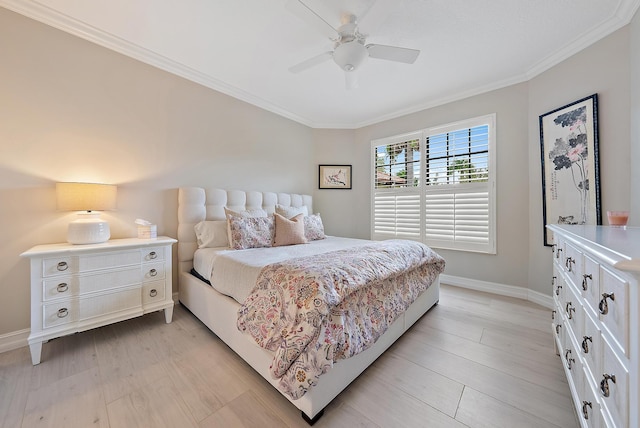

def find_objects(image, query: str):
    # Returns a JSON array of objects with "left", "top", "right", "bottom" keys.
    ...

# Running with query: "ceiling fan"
[{"left": 286, "top": 0, "right": 420, "bottom": 89}]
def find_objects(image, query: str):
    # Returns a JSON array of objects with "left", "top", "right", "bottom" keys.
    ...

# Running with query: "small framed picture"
[{"left": 319, "top": 165, "right": 352, "bottom": 189}]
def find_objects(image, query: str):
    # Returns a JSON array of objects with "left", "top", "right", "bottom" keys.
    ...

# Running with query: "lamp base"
[{"left": 67, "top": 212, "right": 111, "bottom": 244}]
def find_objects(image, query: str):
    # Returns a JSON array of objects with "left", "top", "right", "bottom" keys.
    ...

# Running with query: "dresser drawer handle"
[
  {"left": 555, "top": 285, "right": 562, "bottom": 296},
  {"left": 555, "top": 324, "right": 562, "bottom": 335},
  {"left": 581, "top": 336, "right": 592, "bottom": 354},
  {"left": 57, "top": 308, "right": 68, "bottom": 318},
  {"left": 581, "top": 401, "right": 592, "bottom": 420},
  {"left": 56, "top": 283, "right": 68, "bottom": 293},
  {"left": 57, "top": 261, "right": 68, "bottom": 271},
  {"left": 564, "top": 349, "right": 575, "bottom": 370},
  {"left": 556, "top": 248, "right": 563, "bottom": 259},
  {"left": 149, "top": 269, "right": 158, "bottom": 277},
  {"left": 148, "top": 251, "right": 157, "bottom": 260},
  {"left": 565, "top": 256, "right": 575, "bottom": 272},
  {"left": 600, "top": 374, "right": 616, "bottom": 397},
  {"left": 565, "top": 302, "right": 575, "bottom": 319},
  {"left": 149, "top": 289, "right": 157, "bottom": 298},
  {"left": 551, "top": 310, "right": 556, "bottom": 320},
  {"left": 599, "top": 293, "right": 615, "bottom": 315},
  {"left": 581, "top": 274, "right": 592, "bottom": 291},
  {"left": 551, "top": 276, "right": 556, "bottom": 286}
]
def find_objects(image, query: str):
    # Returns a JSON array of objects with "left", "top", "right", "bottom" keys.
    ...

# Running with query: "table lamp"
[{"left": 56, "top": 182, "right": 117, "bottom": 244}]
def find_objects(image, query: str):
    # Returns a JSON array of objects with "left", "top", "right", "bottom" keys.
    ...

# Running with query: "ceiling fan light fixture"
[{"left": 333, "top": 41, "right": 368, "bottom": 72}]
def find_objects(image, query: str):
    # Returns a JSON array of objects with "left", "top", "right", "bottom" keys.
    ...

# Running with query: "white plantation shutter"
[
  {"left": 373, "top": 191, "right": 421, "bottom": 240},
  {"left": 372, "top": 114, "right": 496, "bottom": 254}
]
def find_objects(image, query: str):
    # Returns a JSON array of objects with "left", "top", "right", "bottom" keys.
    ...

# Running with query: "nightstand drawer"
[
  {"left": 142, "top": 247, "right": 165, "bottom": 262},
  {"left": 142, "top": 281, "right": 166, "bottom": 305},
  {"left": 42, "top": 287, "right": 142, "bottom": 329},
  {"left": 42, "top": 266, "right": 140, "bottom": 301},
  {"left": 42, "top": 250, "right": 141, "bottom": 277},
  {"left": 142, "top": 263, "right": 165, "bottom": 282}
]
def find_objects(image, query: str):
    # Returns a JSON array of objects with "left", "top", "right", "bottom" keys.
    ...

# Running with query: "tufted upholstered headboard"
[{"left": 177, "top": 187, "right": 313, "bottom": 275}]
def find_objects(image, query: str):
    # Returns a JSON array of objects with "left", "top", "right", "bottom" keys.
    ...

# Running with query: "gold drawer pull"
[
  {"left": 57, "top": 283, "right": 68, "bottom": 293},
  {"left": 581, "top": 401, "right": 592, "bottom": 420},
  {"left": 57, "top": 261, "right": 68, "bottom": 271},
  {"left": 149, "top": 269, "right": 157, "bottom": 277},
  {"left": 600, "top": 374, "right": 616, "bottom": 397},
  {"left": 599, "top": 293, "right": 615, "bottom": 315},
  {"left": 149, "top": 289, "right": 157, "bottom": 298},
  {"left": 148, "top": 251, "right": 157, "bottom": 260},
  {"left": 581, "top": 274, "right": 592, "bottom": 291},
  {"left": 57, "top": 308, "right": 68, "bottom": 318}
]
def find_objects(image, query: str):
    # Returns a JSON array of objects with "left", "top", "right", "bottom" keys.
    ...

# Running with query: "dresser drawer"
[
  {"left": 581, "top": 371, "right": 603, "bottom": 428},
  {"left": 142, "top": 281, "right": 166, "bottom": 305},
  {"left": 142, "top": 247, "right": 165, "bottom": 263},
  {"left": 42, "top": 250, "right": 141, "bottom": 277},
  {"left": 42, "top": 266, "right": 140, "bottom": 301},
  {"left": 142, "top": 263, "right": 165, "bottom": 282},
  {"left": 581, "top": 309, "right": 602, "bottom": 381},
  {"left": 600, "top": 337, "right": 629, "bottom": 428},
  {"left": 564, "top": 283, "right": 583, "bottom": 339},
  {"left": 564, "top": 241, "right": 584, "bottom": 290},
  {"left": 42, "top": 287, "right": 142, "bottom": 329},
  {"left": 583, "top": 254, "right": 600, "bottom": 317},
  {"left": 598, "top": 266, "right": 629, "bottom": 356}
]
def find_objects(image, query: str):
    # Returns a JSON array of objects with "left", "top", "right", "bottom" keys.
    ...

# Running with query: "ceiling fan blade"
[
  {"left": 285, "top": 0, "right": 337, "bottom": 39},
  {"left": 358, "top": 0, "right": 395, "bottom": 34},
  {"left": 345, "top": 71, "right": 359, "bottom": 90},
  {"left": 366, "top": 44, "right": 420, "bottom": 64},
  {"left": 289, "top": 51, "right": 333, "bottom": 73}
]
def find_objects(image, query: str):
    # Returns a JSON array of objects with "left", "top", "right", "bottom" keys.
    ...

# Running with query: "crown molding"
[{"left": 0, "top": 0, "right": 315, "bottom": 127}]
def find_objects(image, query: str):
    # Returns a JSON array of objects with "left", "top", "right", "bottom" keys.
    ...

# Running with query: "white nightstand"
[{"left": 21, "top": 236, "right": 177, "bottom": 365}]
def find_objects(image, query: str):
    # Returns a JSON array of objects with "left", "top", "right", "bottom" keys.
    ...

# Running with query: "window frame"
[{"left": 371, "top": 114, "right": 496, "bottom": 254}]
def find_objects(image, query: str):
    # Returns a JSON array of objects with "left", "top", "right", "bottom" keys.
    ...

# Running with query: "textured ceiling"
[{"left": 2, "top": 0, "right": 639, "bottom": 128}]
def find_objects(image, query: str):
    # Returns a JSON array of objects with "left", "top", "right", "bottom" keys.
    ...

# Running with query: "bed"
[{"left": 176, "top": 187, "right": 444, "bottom": 424}]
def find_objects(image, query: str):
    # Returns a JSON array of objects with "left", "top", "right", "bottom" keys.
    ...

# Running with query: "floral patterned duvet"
[{"left": 237, "top": 239, "right": 445, "bottom": 399}]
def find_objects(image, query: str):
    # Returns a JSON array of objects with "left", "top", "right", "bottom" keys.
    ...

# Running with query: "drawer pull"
[
  {"left": 581, "top": 273, "right": 592, "bottom": 291},
  {"left": 598, "top": 293, "right": 615, "bottom": 315},
  {"left": 565, "top": 256, "right": 575, "bottom": 272},
  {"left": 564, "top": 349, "right": 575, "bottom": 370},
  {"left": 149, "top": 289, "right": 157, "bottom": 297},
  {"left": 581, "top": 401, "right": 592, "bottom": 420},
  {"left": 581, "top": 336, "right": 592, "bottom": 354},
  {"left": 149, "top": 269, "right": 158, "bottom": 277},
  {"left": 57, "top": 261, "right": 68, "bottom": 271},
  {"left": 555, "top": 285, "right": 562, "bottom": 296},
  {"left": 148, "top": 251, "right": 158, "bottom": 260},
  {"left": 551, "top": 244, "right": 557, "bottom": 255},
  {"left": 555, "top": 324, "right": 562, "bottom": 335},
  {"left": 551, "top": 310, "right": 556, "bottom": 320},
  {"left": 565, "top": 302, "right": 575, "bottom": 319},
  {"left": 57, "top": 308, "right": 68, "bottom": 318},
  {"left": 56, "top": 283, "right": 68, "bottom": 293},
  {"left": 600, "top": 374, "right": 616, "bottom": 397},
  {"left": 556, "top": 248, "right": 563, "bottom": 259},
  {"left": 551, "top": 276, "right": 556, "bottom": 286}
]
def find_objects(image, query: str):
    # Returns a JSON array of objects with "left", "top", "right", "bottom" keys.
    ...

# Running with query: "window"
[{"left": 372, "top": 114, "right": 496, "bottom": 254}]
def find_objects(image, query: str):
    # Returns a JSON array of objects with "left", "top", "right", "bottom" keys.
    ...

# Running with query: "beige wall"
[
  {"left": 0, "top": 8, "right": 315, "bottom": 335},
  {"left": 0, "top": 5, "right": 637, "bottom": 339},
  {"left": 631, "top": 10, "right": 640, "bottom": 225}
]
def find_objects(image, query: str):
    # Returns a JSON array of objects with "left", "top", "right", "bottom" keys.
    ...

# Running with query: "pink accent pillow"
[{"left": 273, "top": 213, "right": 307, "bottom": 247}]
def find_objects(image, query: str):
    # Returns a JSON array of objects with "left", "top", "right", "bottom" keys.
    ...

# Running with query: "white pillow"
[
  {"left": 275, "top": 204, "right": 308, "bottom": 219},
  {"left": 194, "top": 220, "right": 229, "bottom": 248},
  {"left": 224, "top": 207, "right": 268, "bottom": 247}
]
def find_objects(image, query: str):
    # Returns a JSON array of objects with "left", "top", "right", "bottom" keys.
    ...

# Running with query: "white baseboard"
[
  {"left": 440, "top": 274, "right": 554, "bottom": 309},
  {"left": 0, "top": 328, "right": 30, "bottom": 354},
  {"left": 0, "top": 281, "right": 552, "bottom": 354}
]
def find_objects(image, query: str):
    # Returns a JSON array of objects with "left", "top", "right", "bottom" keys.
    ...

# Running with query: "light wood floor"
[{"left": 0, "top": 284, "right": 578, "bottom": 427}]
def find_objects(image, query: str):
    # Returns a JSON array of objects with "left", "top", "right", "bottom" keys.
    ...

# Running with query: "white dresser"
[
  {"left": 548, "top": 225, "right": 639, "bottom": 428},
  {"left": 21, "top": 237, "right": 177, "bottom": 365}
]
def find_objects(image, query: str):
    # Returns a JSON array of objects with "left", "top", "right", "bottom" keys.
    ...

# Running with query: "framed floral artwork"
[
  {"left": 539, "top": 94, "right": 601, "bottom": 246},
  {"left": 319, "top": 165, "right": 352, "bottom": 189}
]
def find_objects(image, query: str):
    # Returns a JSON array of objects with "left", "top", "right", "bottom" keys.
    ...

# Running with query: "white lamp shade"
[
  {"left": 56, "top": 182, "right": 117, "bottom": 211},
  {"left": 56, "top": 182, "right": 117, "bottom": 244}
]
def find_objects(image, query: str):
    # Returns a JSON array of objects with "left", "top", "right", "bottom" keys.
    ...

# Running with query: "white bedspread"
[{"left": 193, "top": 236, "right": 374, "bottom": 303}]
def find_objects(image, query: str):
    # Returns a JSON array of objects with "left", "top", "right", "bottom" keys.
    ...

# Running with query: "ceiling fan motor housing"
[{"left": 333, "top": 40, "right": 368, "bottom": 71}]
